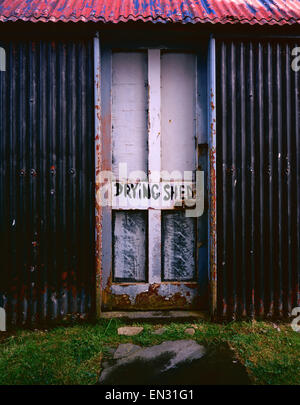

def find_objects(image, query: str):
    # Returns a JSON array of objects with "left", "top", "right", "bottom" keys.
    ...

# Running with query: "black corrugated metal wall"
[
  {"left": 216, "top": 39, "right": 300, "bottom": 319},
  {"left": 0, "top": 39, "right": 95, "bottom": 325}
]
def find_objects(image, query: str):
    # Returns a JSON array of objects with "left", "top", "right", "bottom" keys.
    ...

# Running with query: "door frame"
[{"left": 94, "top": 33, "right": 217, "bottom": 316}]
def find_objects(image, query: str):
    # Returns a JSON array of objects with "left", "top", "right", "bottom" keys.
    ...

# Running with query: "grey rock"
[
  {"left": 99, "top": 339, "right": 206, "bottom": 384},
  {"left": 153, "top": 327, "right": 167, "bottom": 335},
  {"left": 101, "top": 361, "right": 110, "bottom": 369},
  {"left": 185, "top": 328, "right": 195, "bottom": 336},
  {"left": 98, "top": 340, "right": 251, "bottom": 385},
  {"left": 105, "top": 347, "right": 116, "bottom": 357},
  {"left": 114, "top": 343, "right": 142, "bottom": 360},
  {"left": 117, "top": 326, "right": 144, "bottom": 336}
]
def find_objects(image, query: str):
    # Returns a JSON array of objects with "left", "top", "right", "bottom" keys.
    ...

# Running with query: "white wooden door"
[{"left": 103, "top": 49, "right": 205, "bottom": 310}]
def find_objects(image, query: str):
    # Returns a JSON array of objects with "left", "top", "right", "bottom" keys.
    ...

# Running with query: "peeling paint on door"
[
  {"left": 102, "top": 48, "right": 208, "bottom": 311},
  {"left": 113, "top": 211, "right": 147, "bottom": 282},
  {"left": 162, "top": 211, "right": 196, "bottom": 281}
]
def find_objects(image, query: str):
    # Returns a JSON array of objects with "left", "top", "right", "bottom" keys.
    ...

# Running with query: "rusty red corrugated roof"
[{"left": 0, "top": 0, "right": 300, "bottom": 25}]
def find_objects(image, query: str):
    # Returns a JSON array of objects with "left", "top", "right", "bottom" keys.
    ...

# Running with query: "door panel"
[
  {"left": 112, "top": 52, "right": 148, "bottom": 178},
  {"left": 161, "top": 53, "right": 196, "bottom": 175},
  {"left": 162, "top": 211, "right": 196, "bottom": 282},
  {"left": 113, "top": 211, "right": 148, "bottom": 282},
  {"left": 102, "top": 49, "right": 207, "bottom": 311}
]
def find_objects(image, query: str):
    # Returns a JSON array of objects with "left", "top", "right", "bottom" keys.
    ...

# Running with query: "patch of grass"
[{"left": 0, "top": 320, "right": 299, "bottom": 385}]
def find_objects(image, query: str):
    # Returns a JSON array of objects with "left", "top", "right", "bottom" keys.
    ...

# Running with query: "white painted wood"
[
  {"left": 112, "top": 52, "right": 148, "bottom": 283},
  {"left": 160, "top": 53, "right": 197, "bottom": 282},
  {"left": 148, "top": 209, "right": 161, "bottom": 283},
  {"left": 148, "top": 49, "right": 162, "bottom": 284},
  {"left": 148, "top": 49, "right": 161, "bottom": 182},
  {"left": 161, "top": 53, "right": 196, "bottom": 177},
  {"left": 111, "top": 180, "right": 195, "bottom": 210},
  {"left": 112, "top": 52, "right": 148, "bottom": 180},
  {"left": 113, "top": 211, "right": 147, "bottom": 282},
  {"left": 111, "top": 50, "right": 198, "bottom": 289},
  {"left": 162, "top": 212, "right": 196, "bottom": 281}
]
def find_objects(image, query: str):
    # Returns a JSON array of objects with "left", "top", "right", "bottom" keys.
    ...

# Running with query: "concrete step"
[{"left": 100, "top": 310, "right": 209, "bottom": 323}]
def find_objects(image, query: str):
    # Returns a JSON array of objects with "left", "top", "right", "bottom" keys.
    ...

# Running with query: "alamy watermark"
[
  {"left": 0, "top": 307, "right": 6, "bottom": 331},
  {"left": 291, "top": 47, "right": 300, "bottom": 72},
  {"left": 291, "top": 306, "right": 300, "bottom": 332},
  {"left": 0, "top": 47, "right": 5, "bottom": 72}
]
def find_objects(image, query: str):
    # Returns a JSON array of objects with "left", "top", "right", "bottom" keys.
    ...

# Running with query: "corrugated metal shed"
[{"left": 0, "top": 0, "right": 300, "bottom": 25}]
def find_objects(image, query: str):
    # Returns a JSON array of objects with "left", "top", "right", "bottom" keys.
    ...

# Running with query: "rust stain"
[
  {"left": 95, "top": 57, "right": 102, "bottom": 320},
  {"left": 102, "top": 274, "right": 113, "bottom": 307},
  {"left": 109, "top": 293, "right": 132, "bottom": 308},
  {"left": 103, "top": 282, "right": 202, "bottom": 310},
  {"left": 209, "top": 146, "right": 217, "bottom": 282},
  {"left": 135, "top": 284, "right": 187, "bottom": 309},
  {"left": 209, "top": 87, "right": 217, "bottom": 318}
]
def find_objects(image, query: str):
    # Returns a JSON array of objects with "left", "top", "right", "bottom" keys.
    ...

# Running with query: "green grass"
[{"left": 0, "top": 320, "right": 299, "bottom": 385}]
